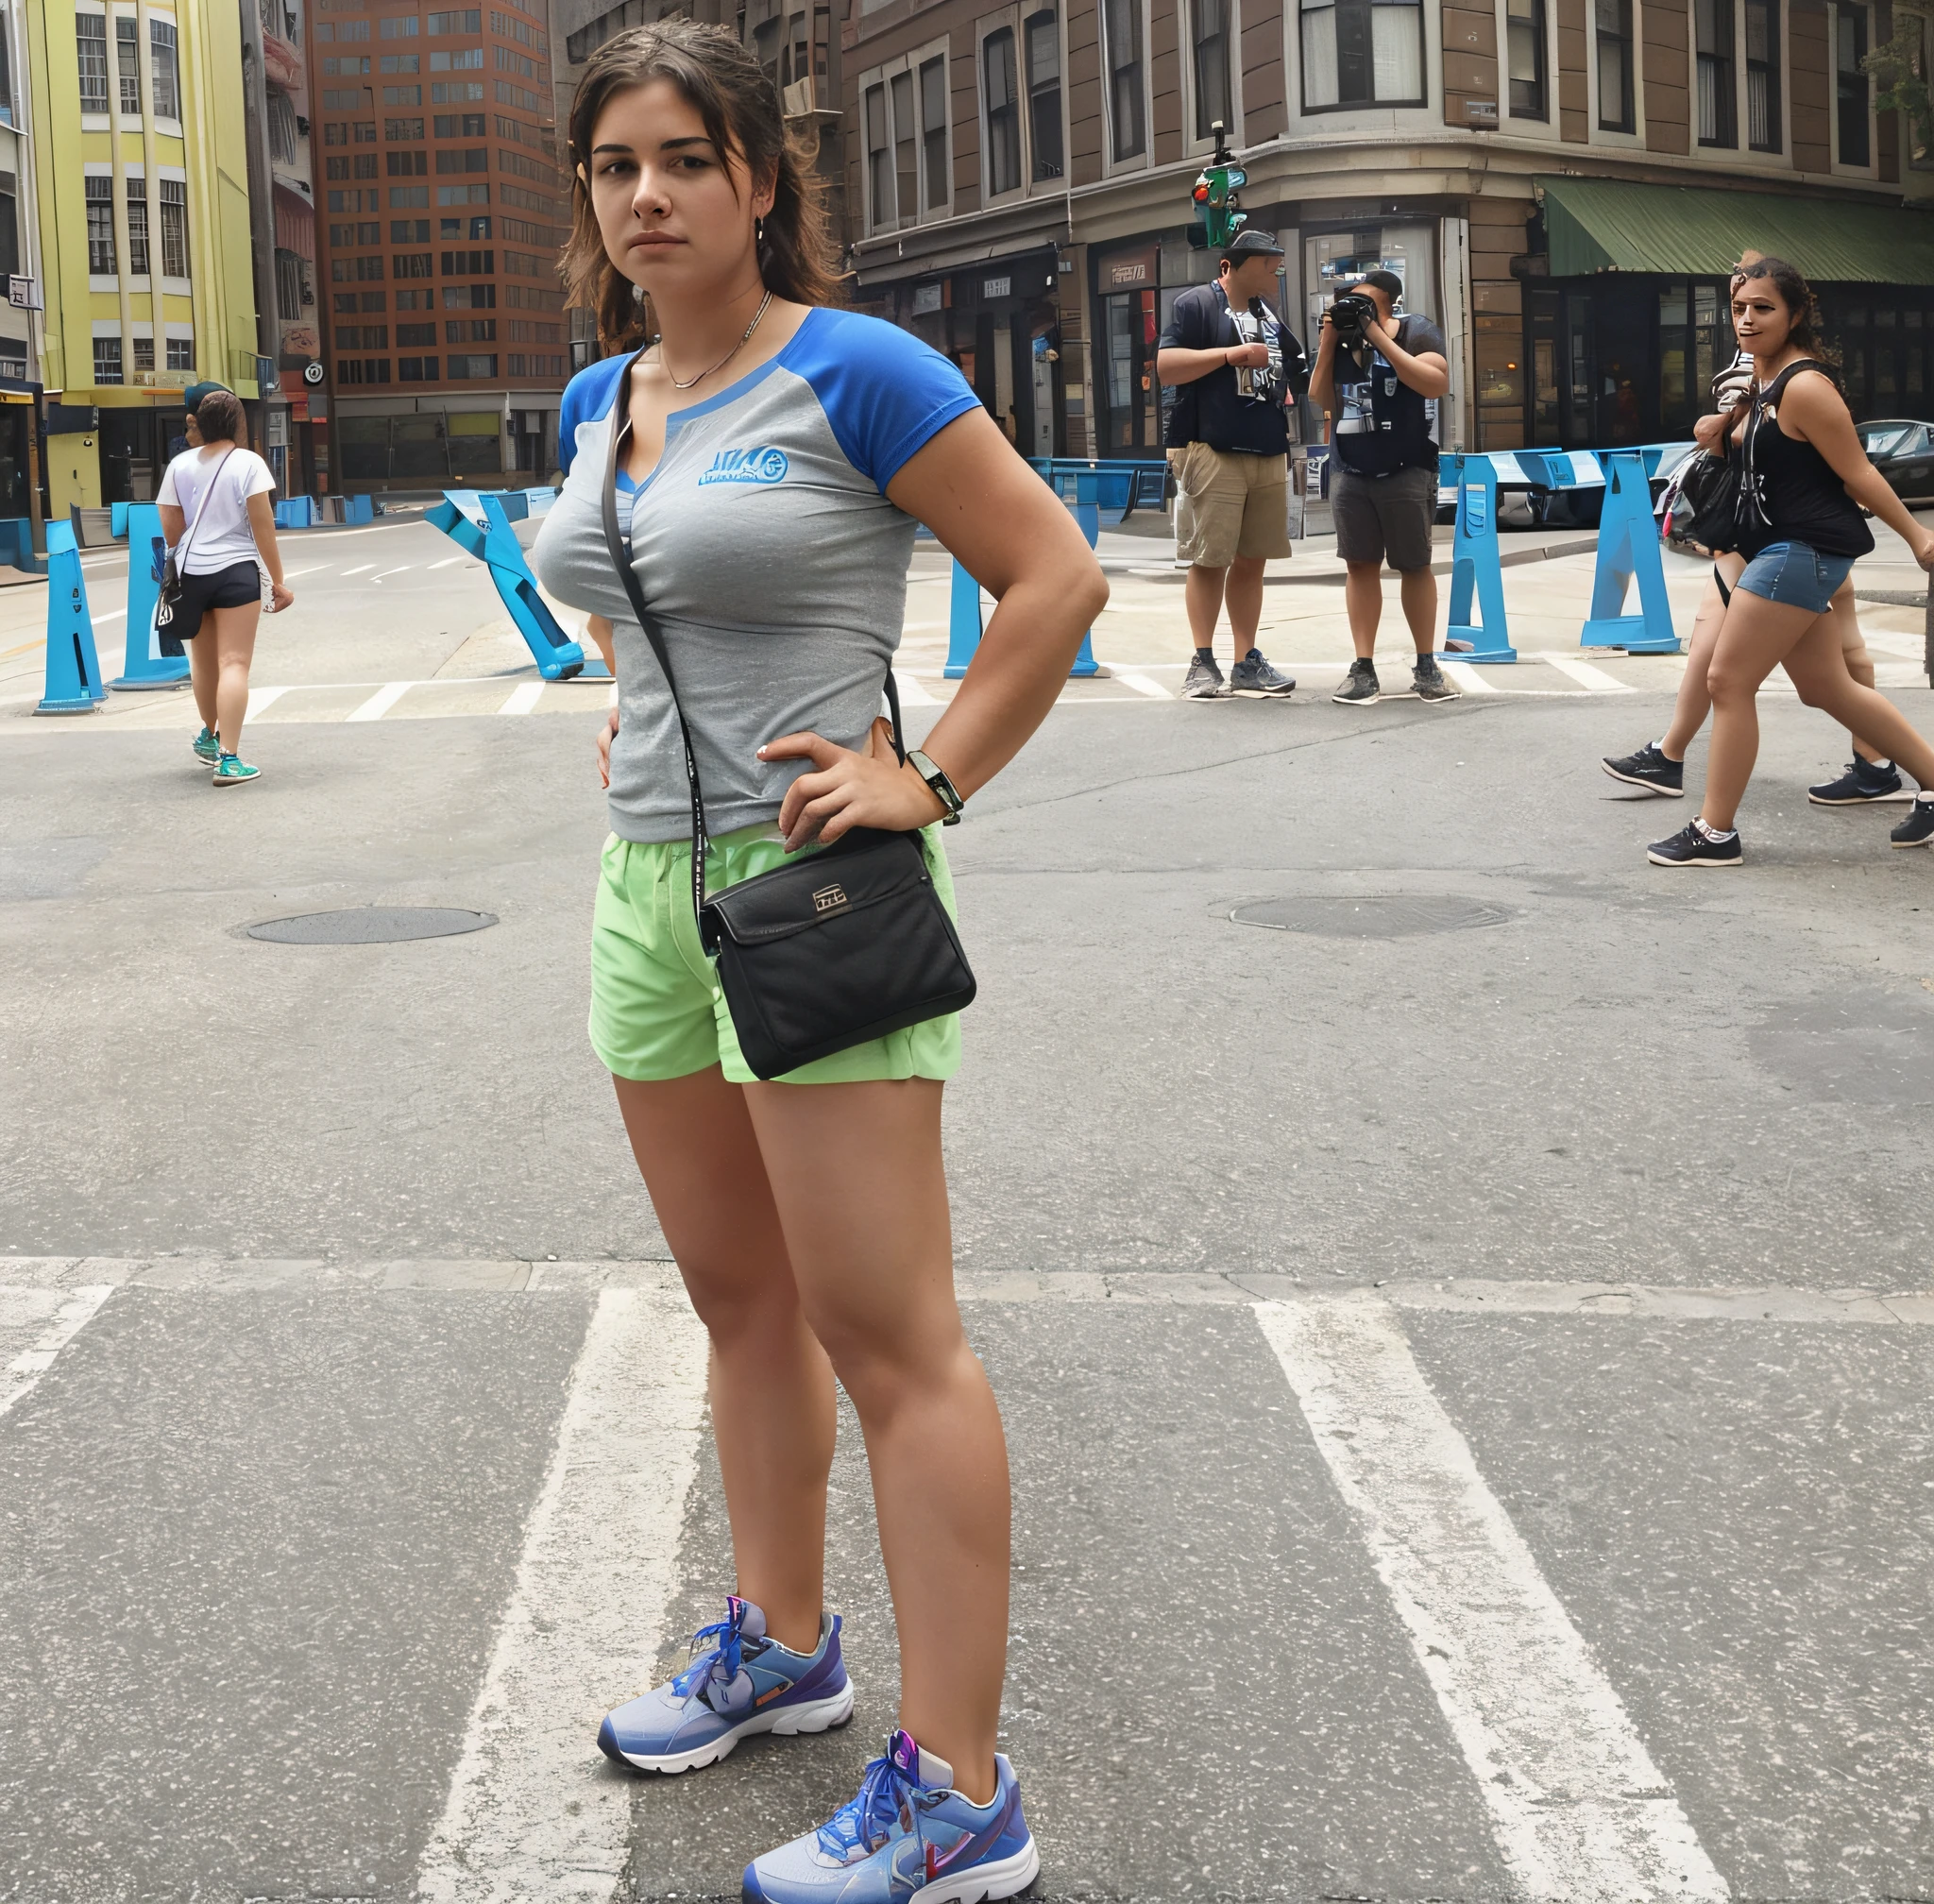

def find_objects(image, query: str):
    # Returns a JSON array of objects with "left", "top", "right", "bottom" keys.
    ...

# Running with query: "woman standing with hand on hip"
[
  {"left": 532, "top": 22, "right": 1105, "bottom": 1901},
  {"left": 1648, "top": 257, "right": 1934, "bottom": 865},
  {"left": 157, "top": 387, "right": 295, "bottom": 787}
]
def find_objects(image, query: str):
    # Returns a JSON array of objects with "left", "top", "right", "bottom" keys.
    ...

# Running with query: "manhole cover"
[
  {"left": 1230, "top": 895, "right": 1515, "bottom": 938},
  {"left": 246, "top": 907, "right": 498, "bottom": 944}
]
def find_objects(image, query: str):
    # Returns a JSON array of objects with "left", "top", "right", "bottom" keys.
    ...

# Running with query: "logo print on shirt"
[{"left": 697, "top": 446, "right": 790, "bottom": 486}]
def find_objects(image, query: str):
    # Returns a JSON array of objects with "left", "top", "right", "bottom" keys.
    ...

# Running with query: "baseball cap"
[
  {"left": 182, "top": 380, "right": 230, "bottom": 411},
  {"left": 1221, "top": 228, "right": 1285, "bottom": 261}
]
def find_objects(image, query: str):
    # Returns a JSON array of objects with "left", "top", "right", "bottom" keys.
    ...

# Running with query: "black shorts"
[{"left": 167, "top": 559, "right": 262, "bottom": 639}]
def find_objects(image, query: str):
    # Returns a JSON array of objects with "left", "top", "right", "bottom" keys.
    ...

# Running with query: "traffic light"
[{"left": 1187, "top": 123, "right": 1247, "bottom": 249}]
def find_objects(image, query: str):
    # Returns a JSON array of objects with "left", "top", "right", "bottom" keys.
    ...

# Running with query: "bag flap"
[{"left": 704, "top": 831, "right": 931, "bottom": 946}]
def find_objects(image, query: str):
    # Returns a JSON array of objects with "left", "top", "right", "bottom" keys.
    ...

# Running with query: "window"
[
  {"left": 356, "top": 152, "right": 380, "bottom": 177},
  {"left": 864, "top": 82, "right": 891, "bottom": 226},
  {"left": 360, "top": 289, "right": 386, "bottom": 310},
  {"left": 356, "top": 121, "right": 379, "bottom": 142},
  {"left": 399, "top": 321, "right": 437, "bottom": 343},
  {"left": 338, "top": 358, "right": 394, "bottom": 383},
  {"left": 1103, "top": 0, "right": 1145, "bottom": 158},
  {"left": 1595, "top": 0, "right": 1634, "bottom": 128},
  {"left": 381, "top": 15, "right": 418, "bottom": 34},
  {"left": 429, "top": 8, "right": 482, "bottom": 30},
  {"left": 1025, "top": 16, "right": 1061, "bottom": 179},
  {"left": 1837, "top": 3, "right": 1869, "bottom": 164},
  {"left": 132, "top": 336, "right": 154, "bottom": 373},
  {"left": 334, "top": 323, "right": 388, "bottom": 347},
  {"left": 442, "top": 112, "right": 489, "bottom": 135},
  {"left": 1696, "top": 0, "right": 1735, "bottom": 144},
  {"left": 0, "top": 16, "right": 11, "bottom": 122},
  {"left": 442, "top": 281, "right": 495, "bottom": 306},
  {"left": 166, "top": 336, "right": 193, "bottom": 369},
  {"left": 388, "top": 149, "right": 428, "bottom": 175},
  {"left": 77, "top": 16, "right": 109, "bottom": 112},
  {"left": 387, "top": 116, "right": 424, "bottom": 138},
  {"left": 0, "top": 173, "right": 17, "bottom": 281},
  {"left": 126, "top": 177, "right": 149, "bottom": 276},
  {"left": 441, "top": 247, "right": 493, "bottom": 272},
  {"left": 93, "top": 336, "right": 123, "bottom": 384},
  {"left": 384, "top": 85, "right": 422, "bottom": 103},
  {"left": 438, "top": 182, "right": 489, "bottom": 204},
  {"left": 86, "top": 177, "right": 115, "bottom": 273},
  {"left": 323, "top": 20, "right": 370, "bottom": 39},
  {"left": 322, "top": 89, "right": 363, "bottom": 108},
  {"left": 333, "top": 253, "right": 384, "bottom": 280},
  {"left": 325, "top": 123, "right": 348, "bottom": 144},
  {"left": 983, "top": 29, "right": 1021, "bottom": 195},
  {"left": 446, "top": 316, "right": 496, "bottom": 339},
  {"left": 436, "top": 146, "right": 489, "bottom": 171},
  {"left": 381, "top": 53, "right": 419, "bottom": 72},
  {"left": 396, "top": 250, "right": 435, "bottom": 277},
  {"left": 396, "top": 288, "right": 427, "bottom": 309},
  {"left": 276, "top": 247, "right": 302, "bottom": 316},
  {"left": 1300, "top": 0, "right": 1425, "bottom": 107},
  {"left": 117, "top": 18, "right": 140, "bottom": 115},
  {"left": 390, "top": 184, "right": 430, "bottom": 206},
  {"left": 451, "top": 214, "right": 493, "bottom": 237},
  {"left": 494, "top": 44, "right": 536, "bottom": 75},
  {"left": 913, "top": 56, "right": 948, "bottom": 209},
  {"left": 392, "top": 217, "right": 431, "bottom": 240},
  {"left": 324, "top": 55, "right": 369, "bottom": 75},
  {"left": 443, "top": 81, "right": 489, "bottom": 101},
  {"left": 1506, "top": 0, "right": 1546, "bottom": 116},
  {"left": 269, "top": 91, "right": 300, "bottom": 163},
  {"left": 1190, "top": 0, "right": 1231, "bottom": 139},
  {"left": 432, "top": 46, "right": 485, "bottom": 68},
  {"left": 399, "top": 355, "right": 438, "bottom": 380},
  {"left": 449, "top": 352, "right": 498, "bottom": 377}
]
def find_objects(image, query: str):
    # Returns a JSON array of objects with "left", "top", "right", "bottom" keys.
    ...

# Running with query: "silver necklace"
[{"left": 657, "top": 289, "right": 773, "bottom": 392}]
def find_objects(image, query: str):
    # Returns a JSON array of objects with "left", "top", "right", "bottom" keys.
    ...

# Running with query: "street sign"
[
  {"left": 303, "top": 361, "right": 325, "bottom": 385},
  {"left": 8, "top": 275, "right": 41, "bottom": 310}
]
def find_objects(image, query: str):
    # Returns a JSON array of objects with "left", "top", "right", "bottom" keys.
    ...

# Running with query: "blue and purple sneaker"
[
  {"left": 597, "top": 1594, "right": 854, "bottom": 1775},
  {"left": 742, "top": 1727, "right": 1038, "bottom": 1903}
]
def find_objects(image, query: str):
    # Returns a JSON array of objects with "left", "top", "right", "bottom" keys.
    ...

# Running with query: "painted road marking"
[
  {"left": 499, "top": 681, "right": 545, "bottom": 717},
  {"left": 429, "top": 555, "right": 470, "bottom": 570},
  {"left": 1255, "top": 1295, "right": 1729, "bottom": 1903},
  {"left": 347, "top": 682, "right": 413, "bottom": 722},
  {"left": 1535, "top": 653, "right": 1637, "bottom": 693},
  {"left": 1439, "top": 660, "right": 1497, "bottom": 694},
  {"left": 245, "top": 686, "right": 289, "bottom": 722},
  {"left": 1111, "top": 670, "right": 1173, "bottom": 699},
  {"left": 891, "top": 669, "right": 939, "bottom": 706},
  {"left": 283, "top": 565, "right": 330, "bottom": 580},
  {"left": 414, "top": 1285, "right": 709, "bottom": 1904},
  {"left": 0, "top": 1285, "right": 115, "bottom": 1421},
  {"left": 369, "top": 566, "right": 415, "bottom": 584},
  {"left": 341, "top": 564, "right": 377, "bottom": 577}
]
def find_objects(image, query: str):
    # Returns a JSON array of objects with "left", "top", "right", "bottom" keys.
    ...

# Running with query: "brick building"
[
  {"left": 308, "top": 0, "right": 571, "bottom": 491},
  {"left": 834, "top": 0, "right": 1934, "bottom": 457}
]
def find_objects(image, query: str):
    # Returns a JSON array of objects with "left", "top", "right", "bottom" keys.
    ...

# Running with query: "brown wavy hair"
[
  {"left": 561, "top": 19, "right": 840, "bottom": 354},
  {"left": 1734, "top": 256, "right": 1837, "bottom": 365}
]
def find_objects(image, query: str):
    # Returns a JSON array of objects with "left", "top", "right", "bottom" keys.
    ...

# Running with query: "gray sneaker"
[
  {"left": 1183, "top": 654, "right": 1229, "bottom": 699},
  {"left": 1229, "top": 650, "right": 1295, "bottom": 698},
  {"left": 1332, "top": 658, "right": 1381, "bottom": 706},
  {"left": 1411, "top": 658, "right": 1461, "bottom": 703}
]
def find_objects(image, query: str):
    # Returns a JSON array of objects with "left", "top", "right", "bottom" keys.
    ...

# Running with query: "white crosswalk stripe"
[
  {"left": 245, "top": 685, "right": 289, "bottom": 722},
  {"left": 347, "top": 682, "right": 413, "bottom": 722},
  {"left": 0, "top": 1285, "right": 116, "bottom": 1420},
  {"left": 1535, "top": 652, "right": 1639, "bottom": 693},
  {"left": 499, "top": 681, "right": 545, "bottom": 717},
  {"left": 1111, "top": 669, "right": 1173, "bottom": 699},
  {"left": 1439, "top": 659, "right": 1498, "bottom": 694}
]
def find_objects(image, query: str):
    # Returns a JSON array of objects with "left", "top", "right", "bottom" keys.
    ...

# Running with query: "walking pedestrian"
[
  {"left": 1154, "top": 228, "right": 1305, "bottom": 700},
  {"left": 156, "top": 387, "right": 293, "bottom": 788},
  {"left": 531, "top": 22, "right": 1105, "bottom": 1900},
  {"left": 1307, "top": 271, "right": 1460, "bottom": 704},
  {"left": 1647, "top": 257, "right": 1934, "bottom": 865},
  {"left": 1603, "top": 253, "right": 1907, "bottom": 805}
]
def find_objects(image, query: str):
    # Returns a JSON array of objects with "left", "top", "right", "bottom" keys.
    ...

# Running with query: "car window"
[{"left": 1858, "top": 423, "right": 1915, "bottom": 457}]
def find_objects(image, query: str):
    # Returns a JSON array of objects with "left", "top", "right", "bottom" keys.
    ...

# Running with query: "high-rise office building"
[{"left": 308, "top": 0, "right": 569, "bottom": 491}]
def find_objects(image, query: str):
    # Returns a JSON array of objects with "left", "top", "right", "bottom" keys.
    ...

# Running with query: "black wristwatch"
[{"left": 907, "top": 749, "right": 964, "bottom": 825}]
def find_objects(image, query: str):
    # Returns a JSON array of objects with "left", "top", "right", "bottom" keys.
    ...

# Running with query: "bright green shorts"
[{"left": 589, "top": 823, "right": 964, "bottom": 1086}]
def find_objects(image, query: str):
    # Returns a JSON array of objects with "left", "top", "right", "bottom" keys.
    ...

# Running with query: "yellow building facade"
[{"left": 26, "top": 0, "right": 261, "bottom": 509}]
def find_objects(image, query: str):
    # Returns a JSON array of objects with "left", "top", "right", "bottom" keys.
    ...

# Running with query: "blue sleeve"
[
  {"left": 787, "top": 311, "right": 985, "bottom": 491},
  {"left": 556, "top": 354, "right": 628, "bottom": 478}
]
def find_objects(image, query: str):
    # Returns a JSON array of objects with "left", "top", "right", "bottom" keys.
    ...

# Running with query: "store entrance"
[{"left": 1098, "top": 288, "right": 1158, "bottom": 451}]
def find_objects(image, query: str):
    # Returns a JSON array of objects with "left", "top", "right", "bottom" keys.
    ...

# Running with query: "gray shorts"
[{"left": 1331, "top": 463, "right": 1436, "bottom": 573}]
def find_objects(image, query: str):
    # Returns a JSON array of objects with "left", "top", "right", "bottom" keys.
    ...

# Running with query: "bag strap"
[
  {"left": 178, "top": 447, "right": 237, "bottom": 570},
  {"left": 596, "top": 349, "right": 908, "bottom": 939}
]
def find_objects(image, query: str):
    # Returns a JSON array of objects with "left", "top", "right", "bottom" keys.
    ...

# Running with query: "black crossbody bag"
[{"left": 598, "top": 351, "right": 975, "bottom": 1081}]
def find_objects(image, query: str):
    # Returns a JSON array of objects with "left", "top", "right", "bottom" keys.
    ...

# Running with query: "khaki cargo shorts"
[{"left": 1170, "top": 443, "right": 1295, "bottom": 569}]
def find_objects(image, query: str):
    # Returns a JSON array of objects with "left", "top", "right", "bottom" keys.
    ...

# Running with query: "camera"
[{"left": 1328, "top": 292, "right": 1378, "bottom": 343}]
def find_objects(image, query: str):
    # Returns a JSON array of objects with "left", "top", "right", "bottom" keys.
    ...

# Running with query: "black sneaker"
[
  {"left": 1890, "top": 792, "right": 1934, "bottom": 847},
  {"left": 1229, "top": 650, "right": 1296, "bottom": 697},
  {"left": 1602, "top": 742, "right": 1685, "bottom": 797},
  {"left": 1183, "top": 654, "right": 1229, "bottom": 700},
  {"left": 1332, "top": 658, "right": 1381, "bottom": 706},
  {"left": 1411, "top": 658, "right": 1461, "bottom": 704},
  {"left": 1647, "top": 821, "right": 1742, "bottom": 867},
  {"left": 1809, "top": 757, "right": 1909, "bottom": 805}
]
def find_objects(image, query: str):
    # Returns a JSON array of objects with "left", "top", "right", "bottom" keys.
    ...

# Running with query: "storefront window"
[{"left": 1300, "top": 0, "right": 1424, "bottom": 110}]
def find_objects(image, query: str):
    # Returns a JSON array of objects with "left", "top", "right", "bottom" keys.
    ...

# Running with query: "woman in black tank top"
[{"left": 1648, "top": 256, "right": 1934, "bottom": 865}]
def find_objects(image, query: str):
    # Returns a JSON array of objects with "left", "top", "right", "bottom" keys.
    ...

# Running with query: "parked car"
[{"left": 1855, "top": 419, "right": 1934, "bottom": 499}]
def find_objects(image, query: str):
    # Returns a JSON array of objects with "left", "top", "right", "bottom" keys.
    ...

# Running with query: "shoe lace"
[
  {"left": 816, "top": 1751, "right": 921, "bottom": 1860},
  {"left": 670, "top": 1604, "right": 748, "bottom": 1706}
]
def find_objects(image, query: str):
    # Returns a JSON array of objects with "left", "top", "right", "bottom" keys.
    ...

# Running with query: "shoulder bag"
[
  {"left": 597, "top": 350, "right": 975, "bottom": 1081},
  {"left": 157, "top": 448, "right": 237, "bottom": 627}
]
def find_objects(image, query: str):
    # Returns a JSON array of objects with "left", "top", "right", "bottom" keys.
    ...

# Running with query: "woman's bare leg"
[
  {"left": 186, "top": 628, "right": 219, "bottom": 734},
  {"left": 1661, "top": 554, "right": 1744, "bottom": 758},
  {"left": 1782, "top": 618, "right": 1934, "bottom": 788},
  {"left": 612, "top": 1067, "right": 835, "bottom": 1654},
  {"left": 209, "top": 600, "right": 263, "bottom": 755},
  {"left": 745, "top": 1076, "right": 1009, "bottom": 1807},
  {"left": 1826, "top": 584, "right": 1886, "bottom": 765}
]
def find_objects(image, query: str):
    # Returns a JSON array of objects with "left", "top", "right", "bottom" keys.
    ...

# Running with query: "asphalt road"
[{"left": 3, "top": 533, "right": 1933, "bottom": 1903}]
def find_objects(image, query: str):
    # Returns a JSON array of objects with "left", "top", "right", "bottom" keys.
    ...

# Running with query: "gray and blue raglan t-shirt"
[{"left": 533, "top": 308, "right": 982, "bottom": 844}]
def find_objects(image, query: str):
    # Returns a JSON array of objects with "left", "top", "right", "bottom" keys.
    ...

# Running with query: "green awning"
[{"left": 1536, "top": 175, "right": 1934, "bottom": 284}]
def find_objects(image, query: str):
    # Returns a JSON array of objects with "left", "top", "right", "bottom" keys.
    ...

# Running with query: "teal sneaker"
[
  {"left": 191, "top": 726, "right": 222, "bottom": 766},
  {"left": 212, "top": 753, "right": 261, "bottom": 788}
]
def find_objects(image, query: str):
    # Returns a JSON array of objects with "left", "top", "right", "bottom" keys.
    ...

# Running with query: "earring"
[{"left": 755, "top": 216, "right": 765, "bottom": 247}]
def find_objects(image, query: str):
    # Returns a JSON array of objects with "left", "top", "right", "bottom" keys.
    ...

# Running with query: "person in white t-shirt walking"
[{"left": 156, "top": 387, "right": 295, "bottom": 787}]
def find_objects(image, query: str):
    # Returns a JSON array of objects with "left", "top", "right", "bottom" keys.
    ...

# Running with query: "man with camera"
[
  {"left": 1308, "top": 270, "right": 1458, "bottom": 704},
  {"left": 1155, "top": 229, "right": 1308, "bottom": 700}
]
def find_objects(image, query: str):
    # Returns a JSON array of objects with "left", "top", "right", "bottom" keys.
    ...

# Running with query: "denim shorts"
[{"left": 1735, "top": 541, "right": 1857, "bottom": 613}]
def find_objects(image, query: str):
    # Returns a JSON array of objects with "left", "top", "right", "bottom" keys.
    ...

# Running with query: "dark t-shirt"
[
  {"left": 1330, "top": 314, "right": 1447, "bottom": 477},
  {"left": 1160, "top": 282, "right": 1306, "bottom": 457}
]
